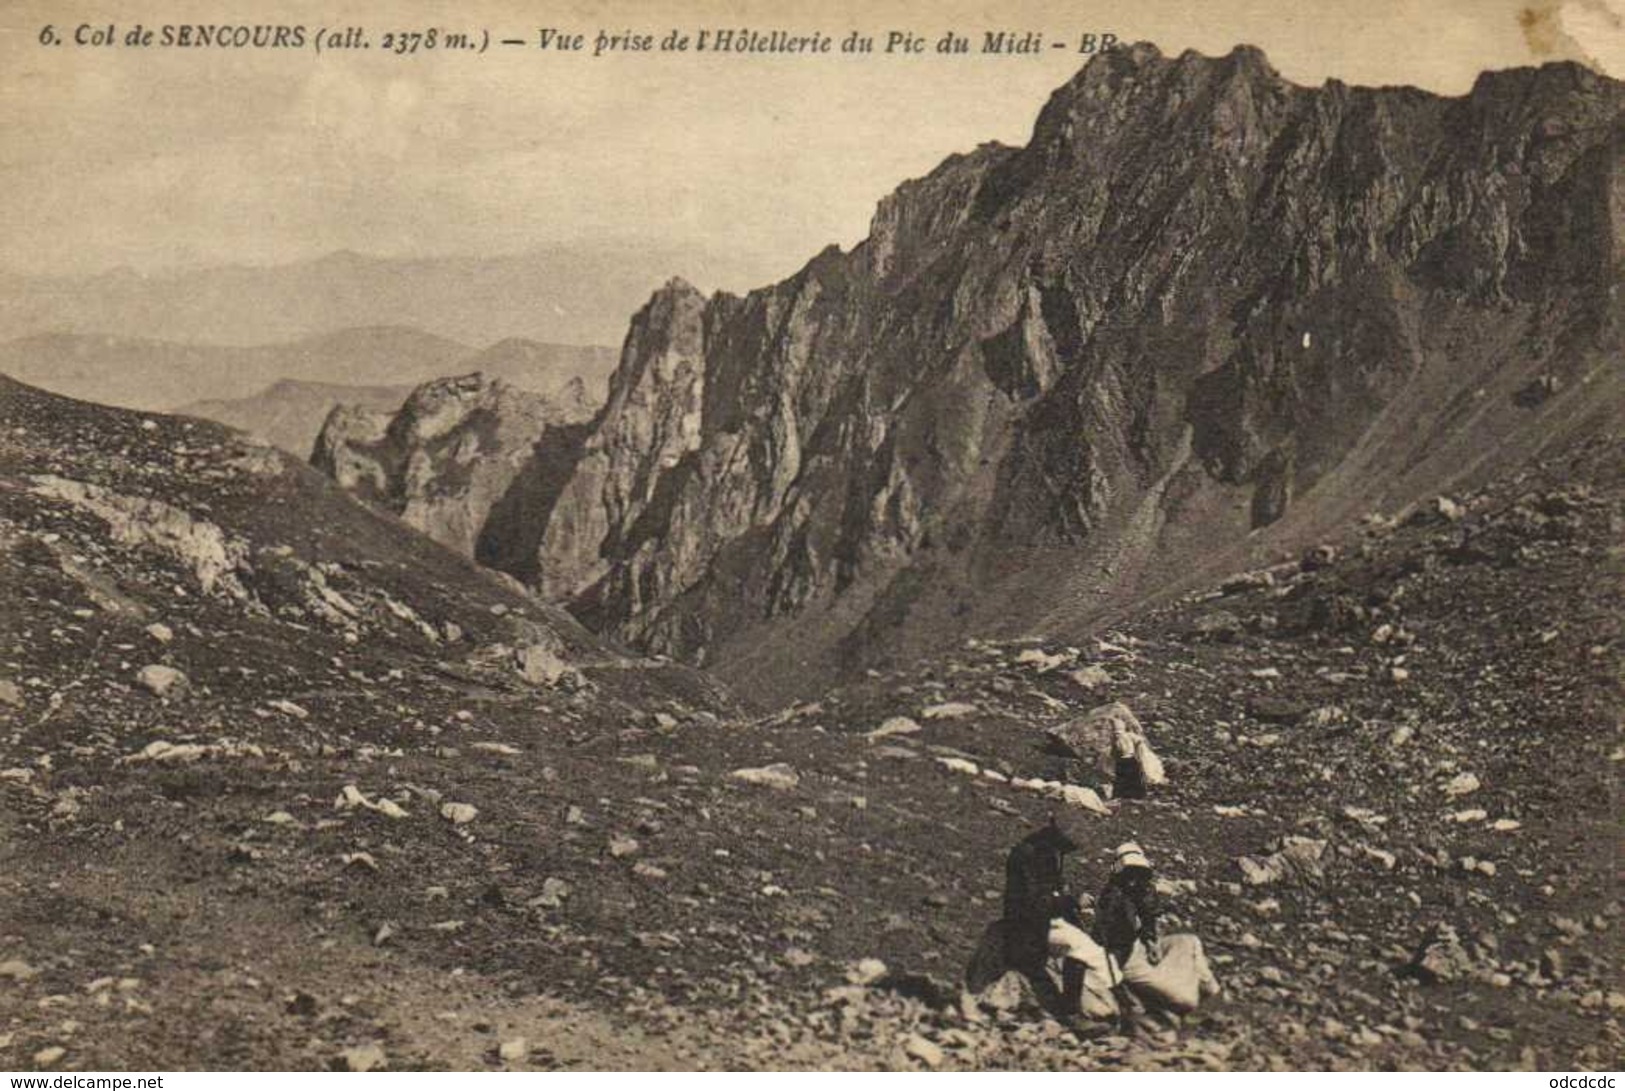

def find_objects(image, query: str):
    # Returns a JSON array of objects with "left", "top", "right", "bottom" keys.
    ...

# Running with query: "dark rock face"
[{"left": 320, "top": 46, "right": 1624, "bottom": 693}]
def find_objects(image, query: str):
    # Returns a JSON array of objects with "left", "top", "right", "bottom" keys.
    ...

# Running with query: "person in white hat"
[{"left": 1092, "top": 842, "right": 1222, "bottom": 1021}]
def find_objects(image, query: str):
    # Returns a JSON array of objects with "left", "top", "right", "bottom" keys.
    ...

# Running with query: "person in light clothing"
[{"left": 1046, "top": 842, "right": 1220, "bottom": 1024}]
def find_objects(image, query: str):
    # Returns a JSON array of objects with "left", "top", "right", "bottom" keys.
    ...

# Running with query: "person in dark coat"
[{"left": 999, "top": 818, "right": 1085, "bottom": 1010}]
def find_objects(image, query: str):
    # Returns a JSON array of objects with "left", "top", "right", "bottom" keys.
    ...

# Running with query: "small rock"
[
  {"left": 1067, "top": 665, "right": 1112, "bottom": 689},
  {"left": 1444, "top": 772, "right": 1481, "bottom": 798},
  {"left": 499, "top": 1038, "right": 528, "bottom": 1063},
  {"left": 976, "top": 970, "right": 1041, "bottom": 1015},
  {"left": 529, "top": 877, "right": 572, "bottom": 909},
  {"left": 1303, "top": 705, "right": 1346, "bottom": 729},
  {"left": 0, "top": 680, "right": 21, "bottom": 707},
  {"left": 921, "top": 701, "right": 977, "bottom": 720},
  {"left": 1237, "top": 837, "right": 1326, "bottom": 886},
  {"left": 903, "top": 1034, "right": 944, "bottom": 1068},
  {"left": 608, "top": 835, "right": 640, "bottom": 858},
  {"left": 1015, "top": 648, "right": 1068, "bottom": 673},
  {"left": 515, "top": 644, "right": 571, "bottom": 687},
  {"left": 286, "top": 992, "right": 320, "bottom": 1016},
  {"left": 343, "top": 1043, "right": 387, "bottom": 1072},
  {"left": 144, "top": 623, "right": 174, "bottom": 644},
  {"left": 135, "top": 664, "right": 187, "bottom": 698},
  {"left": 728, "top": 763, "right": 800, "bottom": 791},
  {"left": 440, "top": 802, "right": 479, "bottom": 825},
  {"left": 868, "top": 716, "right": 922, "bottom": 740},
  {"left": 0, "top": 959, "right": 38, "bottom": 981},
  {"left": 1409, "top": 923, "right": 1474, "bottom": 983},
  {"left": 33, "top": 1046, "right": 66, "bottom": 1066},
  {"left": 846, "top": 958, "right": 888, "bottom": 986}
]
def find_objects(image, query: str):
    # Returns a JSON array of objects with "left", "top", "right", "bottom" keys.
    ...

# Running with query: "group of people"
[
  {"left": 997, "top": 822, "right": 1220, "bottom": 1029},
  {"left": 972, "top": 706, "right": 1218, "bottom": 1031}
]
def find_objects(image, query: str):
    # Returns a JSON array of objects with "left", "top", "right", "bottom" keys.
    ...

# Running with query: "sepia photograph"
[{"left": 0, "top": 0, "right": 1620, "bottom": 1076}]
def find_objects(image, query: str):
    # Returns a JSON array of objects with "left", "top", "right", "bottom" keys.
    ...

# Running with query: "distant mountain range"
[
  {"left": 173, "top": 338, "right": 617, "bottom": 456},
  {"left": 178, "top": 379, "right": 416, "bottom": 460},
  {"left": 0, "top": 327, "right": 467, "bottom": 412},
  {"left": 0, "top": 244, "right": 741, "bottom": 348},
  {"left": 0, "top": 327, "right": 619, "bottom": 456}
]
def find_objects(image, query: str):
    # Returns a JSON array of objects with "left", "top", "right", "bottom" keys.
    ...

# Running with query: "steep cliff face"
[
  {"left": 321, "top": 46, "right": 1623, "bottom": 697},
  {"left": 311, "top": 373, "right": 594, "bottom": 562}
]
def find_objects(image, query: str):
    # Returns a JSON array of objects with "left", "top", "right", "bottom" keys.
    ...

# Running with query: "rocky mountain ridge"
[{"left": 317, "top": 45, "right": 1623, "bottom": 702}]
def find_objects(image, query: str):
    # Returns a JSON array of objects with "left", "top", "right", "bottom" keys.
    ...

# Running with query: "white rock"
[
  {"left": 846, "top": 957, "right": 888, "bottom": 985},
  {"left": 1015, "top": 648, "right": 1068, "bottom": 673},
  {"left": 343, "top": 1043, "right": 386, "bottom": 1072},
  {"left": 135, "top": 664, "right": 187, "bottom": 698},
  {"left": 1444, "top": 772, "right": 1482, "bottom": 798},
  {"left": 728, "top": 763, "right": 800, "bottom": 791},
  {"left": 868, "top": 716, "right": 921, "bottom": 740},
  {"left": 1067, "top": 665, "right": 1112, "bottom": 689},
  {"left": 921, "top": 702, "right": 977, "bottom": 720},
  {"left": 515, "top": 644, "right": 571, "bottom": 687},
  {"left": 131, "top": 740, "right": 210, "bottom": 763},
  {"left": 144, "top": 623, "right": 174, "bottom": 644},
  {"left": 373, "top": 798, "right": 410, "bottom": 820},
  {"left": 440, "top": 802, "right": 479, "bottom": 825},
  {"left": 903, "top": 1034, "right": 944, "bottom": 1068},
  {"left": 1058, "top": 784, "right": 1109, "bottom": 814},
  {"left": 336, "top": 784, "right": 409, "bottom": 819},
  {"left": 499, "top": 1038, "right": 528, "bottom": 1063}
]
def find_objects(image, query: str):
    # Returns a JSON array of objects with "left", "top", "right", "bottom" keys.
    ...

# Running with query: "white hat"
[{"left": 1114, "top": 841, "right": 1152, "bottom": 872}]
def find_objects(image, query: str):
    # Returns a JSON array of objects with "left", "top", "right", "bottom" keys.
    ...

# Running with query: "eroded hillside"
[{"left": 2, "top": 373, "right": 1618, "bottom": 1070}]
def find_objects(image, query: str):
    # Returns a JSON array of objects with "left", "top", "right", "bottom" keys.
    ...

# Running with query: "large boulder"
[{"left": 1046, "top": 700, "right": 1144, "bottom": 775}]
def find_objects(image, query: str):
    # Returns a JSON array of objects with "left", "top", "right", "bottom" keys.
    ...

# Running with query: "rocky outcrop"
[
  {"left": 311, "top": 373, "right": 594, "bottom": 564},
  {"left": 321, "top": 46, "right": 1625, "bottom": 694}
]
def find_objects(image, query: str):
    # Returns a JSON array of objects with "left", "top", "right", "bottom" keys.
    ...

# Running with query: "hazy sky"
[{"left": 0, "top": 0, "right": 1619, "bottom": 291}]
